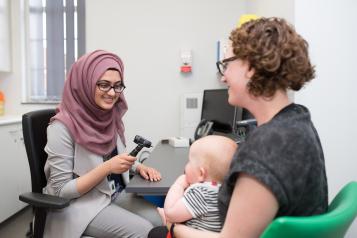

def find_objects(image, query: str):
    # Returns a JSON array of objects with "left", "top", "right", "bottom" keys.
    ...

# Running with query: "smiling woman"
[
  {"left": 42, "top": 50, "right": 163, "bottom": 238},
  {"left": 149, "top": 17, "right": 328, "bottom": 238},
  {"left": 94, "top": 70, "right": 125, "bottom": 110}
]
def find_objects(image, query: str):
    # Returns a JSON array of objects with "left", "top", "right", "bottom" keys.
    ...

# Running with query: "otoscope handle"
[{"left": 129, "top": 144, "right": 144, "bottom": 157}]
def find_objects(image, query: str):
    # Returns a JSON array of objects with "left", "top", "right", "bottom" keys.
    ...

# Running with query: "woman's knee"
[{"left": 130, "top": 217, "right": 153, "bottom": 238}]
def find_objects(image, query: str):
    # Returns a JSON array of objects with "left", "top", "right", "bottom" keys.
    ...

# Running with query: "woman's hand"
[
  {"left": 136, "top": 164, "right": 162, "bottom": 181},
  {"left": 77, "top": 153, "right": 135, "bottom": 195},
  {"left": 106, "top": 153, "right": 136, "bottom": 174}
]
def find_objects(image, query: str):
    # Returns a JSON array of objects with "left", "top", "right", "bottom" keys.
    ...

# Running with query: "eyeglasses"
[
  {"left": 96, "top": 81, "right": 126, "bottom": 93},
  {"left": 216, "top": 56, "right": 239, "bottom": 76}
]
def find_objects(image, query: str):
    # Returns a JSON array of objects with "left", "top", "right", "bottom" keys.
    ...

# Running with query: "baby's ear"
[{"left": 199, "top": 167, "right": 207, "bottom": 182}]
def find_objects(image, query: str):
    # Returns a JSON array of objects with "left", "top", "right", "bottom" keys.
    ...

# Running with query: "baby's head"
[{"left": 185, "top": 135, "right": 237, "bottom": 184}]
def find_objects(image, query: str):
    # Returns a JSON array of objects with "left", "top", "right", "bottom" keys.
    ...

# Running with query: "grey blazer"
[{"left": 43, "top": 121, "right": 139, "bottom": 238}]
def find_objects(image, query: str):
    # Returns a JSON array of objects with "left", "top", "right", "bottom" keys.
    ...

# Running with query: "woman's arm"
[
  {"left": 46, "top": 121, "right": 136, "bottom": 197},
  {"left": 174, "top": 224, "right": 219, "bottom": 238},
  {"left": 220, "top": 173, "right": 278, "bottom": 238},
  {"left": 163, "top": 174, "right": 193, "bottom": 223},
  {"left": 76, "top": 153, "right": 136, "bottom": 195},
  {"left": 173, "top": 173, "right": 278, "bottom": 238},
  {"left": 45, "top": 122, "right": 79, "bottom": 199}
]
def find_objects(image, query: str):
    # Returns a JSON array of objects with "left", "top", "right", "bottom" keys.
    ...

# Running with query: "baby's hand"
[{"left": 175, "top": 174, "right": 190, "bottom": 189}]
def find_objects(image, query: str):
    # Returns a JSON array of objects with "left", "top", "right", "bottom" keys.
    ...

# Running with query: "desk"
[{"left": 126, "top": 142, "right": 189, "bottom": 195}]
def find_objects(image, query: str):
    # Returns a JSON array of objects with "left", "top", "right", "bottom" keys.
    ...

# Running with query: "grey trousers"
[{"left": 83, "top": 191, "right": 163, "bottom": 238}]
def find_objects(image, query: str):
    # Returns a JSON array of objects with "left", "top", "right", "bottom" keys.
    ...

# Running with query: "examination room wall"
[
  {"left": 85, "top": 0, "right": 247, "bottom": 149},
  {"left": 1, "top": 0, "right": 357, "bottom": 236},
  {"left": 294, "top": 1, "right": 357, "bottom": 237}
]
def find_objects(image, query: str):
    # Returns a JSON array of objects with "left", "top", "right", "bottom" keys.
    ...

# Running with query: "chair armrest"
[{"left": 19, "top": 192, "right": 70, "bottom": 209}]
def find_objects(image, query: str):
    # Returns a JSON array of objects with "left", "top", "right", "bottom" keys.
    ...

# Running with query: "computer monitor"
[{"left": 201, "top": 89, "right": 242, "bottom": 132}]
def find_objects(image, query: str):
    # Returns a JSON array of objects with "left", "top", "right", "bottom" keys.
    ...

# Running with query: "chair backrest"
[
  {"left": 261, "top": 181, "right": 357, "bottom": 238},
  {"left": 22, "top": 109, "right": 56, "bottom": 194}
]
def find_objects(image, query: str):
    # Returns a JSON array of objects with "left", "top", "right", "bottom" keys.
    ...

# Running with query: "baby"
[{"left": 158, "top": 135, "right": 237, "bottom": 232}]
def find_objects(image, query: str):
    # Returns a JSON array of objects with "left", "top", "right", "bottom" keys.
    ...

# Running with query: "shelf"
[{"left": 0, "top": 115, "right": 22, "bottom": 126}]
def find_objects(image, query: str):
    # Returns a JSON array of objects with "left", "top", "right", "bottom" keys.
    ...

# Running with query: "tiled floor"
[{"left": 0, "top": 206, "right": 32, "bottom": 238}]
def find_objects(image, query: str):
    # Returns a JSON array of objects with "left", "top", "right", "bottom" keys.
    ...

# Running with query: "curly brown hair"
[{"left": 229, "top": 17, "right": 315, "bottom": 98}]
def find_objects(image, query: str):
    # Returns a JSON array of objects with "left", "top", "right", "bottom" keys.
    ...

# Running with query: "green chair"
[{"left": 261, "top": 181, "right": 357, "bottom": 238}]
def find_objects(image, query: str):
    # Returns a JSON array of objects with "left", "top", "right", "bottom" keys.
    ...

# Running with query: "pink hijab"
[{"left": 51, "top": 50, "right": 128, "bottom": 155}]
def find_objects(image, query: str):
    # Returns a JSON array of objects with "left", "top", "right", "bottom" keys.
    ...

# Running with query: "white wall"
[
  {"left": 246, "top": 0, "right": 294, "bottom": 24},
  {"left": 294, "top": 0, "right": 357, "bottom": 237},
  {"left": 86, "top": 0, "right": 247, "bottom": 148}
]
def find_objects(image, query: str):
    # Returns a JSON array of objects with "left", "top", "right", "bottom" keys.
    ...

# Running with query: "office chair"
[
  {"left": 261, "top": 181, "right": 357, "bottom": 238},
  {"left": 19, "top": 109, "right": 70, "bottom": 238}
]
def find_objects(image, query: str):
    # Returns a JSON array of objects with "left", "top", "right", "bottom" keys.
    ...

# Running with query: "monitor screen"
[{"left": 201, "top": 89, "right": 242, "bottom": 132}]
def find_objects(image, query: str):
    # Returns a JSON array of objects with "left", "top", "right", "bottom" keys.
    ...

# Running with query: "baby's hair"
[{"left": 192, "top": 135, "right": 237, "bottom": 182}]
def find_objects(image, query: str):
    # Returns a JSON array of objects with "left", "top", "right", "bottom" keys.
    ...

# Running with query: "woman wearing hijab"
[{"left": 43, "top": 50, "right": 162, "bottom": 238}]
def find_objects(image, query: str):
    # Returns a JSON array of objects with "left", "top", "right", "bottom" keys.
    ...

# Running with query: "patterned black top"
[{"left": 218, "top": 103, "right": 328, "bottom": 223}]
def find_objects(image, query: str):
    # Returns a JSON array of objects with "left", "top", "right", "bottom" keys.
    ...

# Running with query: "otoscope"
[{"left": 129, "top": 135, "right": 152, "bottom": 156}]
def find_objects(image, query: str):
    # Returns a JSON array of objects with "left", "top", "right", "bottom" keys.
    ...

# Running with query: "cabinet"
[
  {"left": 0, "top": 0, "right": 11, "bottom": 72},
  {"left": 0, "top": 121, "right": 31, "bottom": 223}
]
